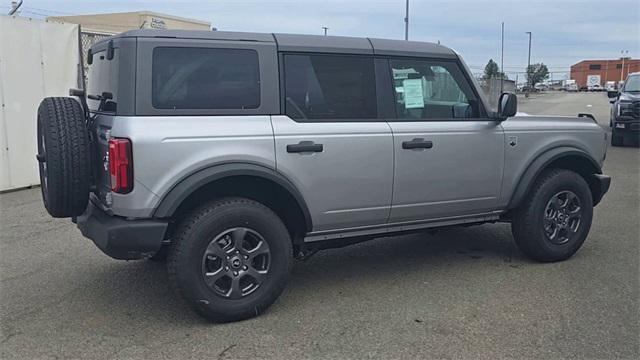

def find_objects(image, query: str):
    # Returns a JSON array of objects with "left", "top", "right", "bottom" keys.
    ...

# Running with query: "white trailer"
[{"left": 586, "top": 75, "right": 601, "bottom": 91}]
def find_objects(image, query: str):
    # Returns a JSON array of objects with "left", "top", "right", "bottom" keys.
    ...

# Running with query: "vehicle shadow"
[
  {"left": 289, "top": 223, "right": 525, "bottom": 288},
  {"left": 73, "top": 223, "right": 527, "bottom": 326}
]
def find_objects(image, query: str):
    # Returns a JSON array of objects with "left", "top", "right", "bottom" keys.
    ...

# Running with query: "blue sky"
[{"left": 6, "top": 0, "right": 640, "bottom": 80}]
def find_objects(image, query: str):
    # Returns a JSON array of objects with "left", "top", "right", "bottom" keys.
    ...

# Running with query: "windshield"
[{"left": 623, "top": 75, "right": 640, "bottom": 92}]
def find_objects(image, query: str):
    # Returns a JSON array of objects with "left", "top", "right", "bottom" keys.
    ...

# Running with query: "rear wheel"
[
  {"left": 37, "top": 97, "right": 91, "bottom": 217},
  {"left": 511, "top": 169, "right": 593, "bottom": 262},
  {"left": 167, "top": 197, "right": 292, "bottom": 322}
]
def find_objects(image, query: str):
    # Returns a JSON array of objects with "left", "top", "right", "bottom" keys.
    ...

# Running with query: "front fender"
[{"left": 506, "top": 147, "right": 602, "bottom": 210}]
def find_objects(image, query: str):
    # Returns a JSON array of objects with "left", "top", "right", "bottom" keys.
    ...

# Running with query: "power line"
[{"left": 23, "top": 6, "right": 76, "bottom": 15}]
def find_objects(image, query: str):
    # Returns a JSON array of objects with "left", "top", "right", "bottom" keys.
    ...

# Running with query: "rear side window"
[
  {"left": 87, "top": 48, "right": 119, "bottom": 113},
  {"left": 283, "top": 54, "right": 377, "bottom": 120},
  {"left": 152, "top": 47, "right": 260, "bottom": 109}
]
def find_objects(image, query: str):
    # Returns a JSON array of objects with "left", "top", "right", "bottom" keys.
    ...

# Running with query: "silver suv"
[{"left": 36, "top": 30, "right": 611, "bottom": 322}]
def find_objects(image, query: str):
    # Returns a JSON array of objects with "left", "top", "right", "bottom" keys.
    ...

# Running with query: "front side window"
[
  {"left": 390, "top": 59, "right": 479, "bottom": 120},
  {"left": 152, "top": 47, "right": 260, "bottom": 109},
  {"left": 284, "top": 54, "right": 377, "bottom": 120}
]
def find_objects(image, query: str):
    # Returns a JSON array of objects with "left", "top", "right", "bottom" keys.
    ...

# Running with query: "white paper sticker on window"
[{"left": 402, "top": 79, "right": 424, "bottom": 109}]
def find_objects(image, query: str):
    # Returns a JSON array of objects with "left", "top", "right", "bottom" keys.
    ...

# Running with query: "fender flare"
[
  {"left": 153, "top": 163, "right": 313, "bottom": 232},
  {"left": 506, "top": 147, "right": 602, "bottom": 210}
]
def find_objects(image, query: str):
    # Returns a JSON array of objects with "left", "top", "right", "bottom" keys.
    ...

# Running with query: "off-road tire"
[
  {"left": 167, "top": 197, "right": 292, "bottom": 322},
  {"left": 37, "top": 97, "right": 91, "bottom": 218},
  {"left": 511, "top": 169, "right": 593, "bottom": 262}
]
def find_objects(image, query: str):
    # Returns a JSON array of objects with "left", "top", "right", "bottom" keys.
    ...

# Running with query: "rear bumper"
[
  {"left": 76, "top": 201, "right": 168, "bottom": 260},
  {"left": 589, "top": 174, "right": 611, "bottom": 206}
]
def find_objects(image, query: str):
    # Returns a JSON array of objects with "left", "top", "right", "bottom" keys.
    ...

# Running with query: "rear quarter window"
[
  {"left": 152, "top": 47, "right": 260, "bottom": 110},
  {"left": 87, "top": 48, "right": 119, "bottom": 112}
]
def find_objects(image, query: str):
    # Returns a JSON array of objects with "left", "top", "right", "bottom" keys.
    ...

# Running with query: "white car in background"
[{"left": 605, "top": 81, "right": 616, "bottom": 92}]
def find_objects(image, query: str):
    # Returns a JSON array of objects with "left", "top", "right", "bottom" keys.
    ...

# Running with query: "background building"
[
  {"left": 47, "top": 11, "right": 212, "bottom": 81},
  {"left": 570, "top": 59, "right": 639, "bottom": 88},
  {"left": 48, "top": 11, "right": 211, "bottom": 34}
]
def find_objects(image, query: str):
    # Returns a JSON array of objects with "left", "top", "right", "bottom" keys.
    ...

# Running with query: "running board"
[{"left": 304, "top": 212, "right": 502, "bottom": 243}]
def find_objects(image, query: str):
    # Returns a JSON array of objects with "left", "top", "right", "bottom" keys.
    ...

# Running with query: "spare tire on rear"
[{"left": 37, "top": 97, "right": 91, "bottom": 218}]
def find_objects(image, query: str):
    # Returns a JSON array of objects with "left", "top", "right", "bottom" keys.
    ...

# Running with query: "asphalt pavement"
[{"left": 1, "top": 91, "right": 638, "bottom": 359}]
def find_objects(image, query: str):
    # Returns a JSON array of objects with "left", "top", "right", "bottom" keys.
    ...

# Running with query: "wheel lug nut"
[
  {"left": 244, "top": 255, "right": 248, "bottom": 260},
  {"left": 243, "top": 266, "right": 248, "bottom": 270},
  {"left": 225, "top": 267, "right": 229, "bottom": 271},
  {"left": 233, "top": 271, "right": 238, "bottom": 276}
]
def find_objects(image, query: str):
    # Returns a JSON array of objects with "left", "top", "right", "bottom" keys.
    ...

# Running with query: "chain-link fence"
[{"left": 79, "top": 30, "right": 112, "bottom": 83}]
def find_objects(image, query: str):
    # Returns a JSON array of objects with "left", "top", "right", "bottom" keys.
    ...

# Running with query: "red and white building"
[{"left": 570, "top": 59, "right": 639, "bottom": 88}]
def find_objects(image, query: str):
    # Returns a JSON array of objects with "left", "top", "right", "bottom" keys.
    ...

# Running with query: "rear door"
[
  {"left": 272, "top": 53, "right": 393, "bottom": 232},
  {"left": 385, "top": 57, "right": 504, "bottom": 222}
]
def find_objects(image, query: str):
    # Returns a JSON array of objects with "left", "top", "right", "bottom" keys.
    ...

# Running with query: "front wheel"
[
  {"left": 511, "top": 169, "right": 593, "bottom": 262},
  {"left": 167, "top": 197, "right": 292, "bottom": 322}
]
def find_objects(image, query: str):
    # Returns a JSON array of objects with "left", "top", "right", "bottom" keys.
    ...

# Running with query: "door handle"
[
  {"left": 402, "top": 138, "right": 433, "bottom": 150},
  {"left": 286, "top": 141, "right": 324, "bottom": 153}
]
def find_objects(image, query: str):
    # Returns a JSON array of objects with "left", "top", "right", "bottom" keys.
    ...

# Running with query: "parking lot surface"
[{"left": 1, "top": 91, "right": 638, "bottom": 359}]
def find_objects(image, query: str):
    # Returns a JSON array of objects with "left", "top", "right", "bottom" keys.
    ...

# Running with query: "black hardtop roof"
[{"left": 101, "top": 29, "right": 458, "bottom": 58}]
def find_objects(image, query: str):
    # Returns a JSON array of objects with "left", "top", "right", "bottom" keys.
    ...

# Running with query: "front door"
[
  {"left": 273, "top": 53, "right": 394, "bottom": 232},
  {"left": 385, "top": 58, "right": 504, "bottom": 222}
]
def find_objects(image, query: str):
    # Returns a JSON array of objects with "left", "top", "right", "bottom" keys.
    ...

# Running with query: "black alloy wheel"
[
  {"left": 543, "top": 190, "right": 582, "bottom": 245},
  {"left": 201, "top": 227, "right": 271, "bottom": 299}
]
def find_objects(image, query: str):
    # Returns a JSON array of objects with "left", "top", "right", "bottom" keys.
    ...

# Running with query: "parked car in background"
[
  {"left": 588, "top": 84, "right": 603, "bottom": 92},
  {"left": 35, "top": 30, "right": 611, "bottom": 322},
  {"left": 609, "top": 72, "right": 640, "bottom": 146},
  {"left": 564, "top": 79, "right": 578, "bottom": 92},
  {"left": 534, "top": 83, "right": 548, "bottom": 91},
  {"left": 605, "top": 81, "right": 616, "bottom": 92}
]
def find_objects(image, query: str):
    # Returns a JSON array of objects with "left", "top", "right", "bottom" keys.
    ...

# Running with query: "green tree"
[
  {"left": 526, "top": 63, "right": 549, "bottom": 86},
  {"left": 483, "top": 59, "right": 508, "bottom": 80},
  {"left": 483, "top": 59, "right": 500, "bottom": 80}
]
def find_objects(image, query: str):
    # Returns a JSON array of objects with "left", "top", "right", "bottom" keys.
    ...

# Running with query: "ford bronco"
[{"left": 36, "top": 30, "right": 611, "bottom": 322}]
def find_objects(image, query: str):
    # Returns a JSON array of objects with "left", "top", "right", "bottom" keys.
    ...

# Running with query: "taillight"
[{"left": 108, "top": 138, "right": 133, "bottom": 194}]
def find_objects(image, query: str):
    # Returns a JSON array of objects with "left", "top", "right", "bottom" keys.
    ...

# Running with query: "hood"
[{"left": 619, "top": 92, "right": 640, "bottom": 101}]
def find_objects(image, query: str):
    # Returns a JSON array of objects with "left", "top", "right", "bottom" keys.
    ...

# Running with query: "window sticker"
[{"left": 402, "top": 79, "right": 424, "bottom": 109}]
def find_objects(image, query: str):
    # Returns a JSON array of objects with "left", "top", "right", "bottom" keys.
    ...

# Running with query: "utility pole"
[
  {"left": 404, "top": 0, "right": 409, "bottom": 40},
  {"left": 8, "top": 0, "right": 23, "bottom": 15},
  {"left": 525, "top": 31, "right": 532, "bottom": 88},
  {"left": 322, "top": 27, "right": 329, "bottom": 36},
  {"left": 501, "top": 22, "right": 504, "bottom": 93},
  {"left": 620, "top": 50, "right": 629, "bottom": 81}
]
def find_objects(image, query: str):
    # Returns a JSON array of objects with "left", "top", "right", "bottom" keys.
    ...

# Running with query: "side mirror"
[
  {"left": 607, "top": 90, "right": 619, "bottom": 98},
  {"left": 498, "top": 92, "right": 517, "bottom": 120}
]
